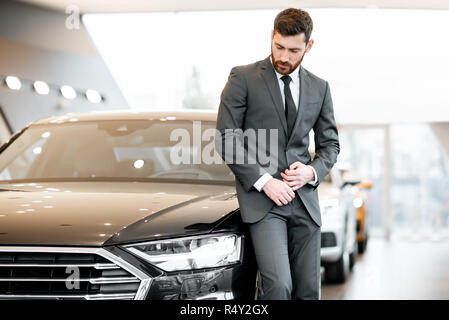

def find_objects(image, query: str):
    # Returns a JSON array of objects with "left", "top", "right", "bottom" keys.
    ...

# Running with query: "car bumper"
[
  {"left": 0, "top": 242, "right": 257, "bottom": 300},
  {"left": 145, "top": 264, "right": 255, "bottom": 300},
  {"left": 320, "top": 227, "right": 344, "bottom": 263}
]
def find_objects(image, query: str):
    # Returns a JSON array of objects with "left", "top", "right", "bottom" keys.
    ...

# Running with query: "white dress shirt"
[{"left": 253, "top": 59, "right": 318, "bottom": 192}]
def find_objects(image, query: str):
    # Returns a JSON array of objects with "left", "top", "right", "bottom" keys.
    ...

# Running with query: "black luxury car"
[{"left": 0, "top": 110, "right": 258, "bottom": 300}]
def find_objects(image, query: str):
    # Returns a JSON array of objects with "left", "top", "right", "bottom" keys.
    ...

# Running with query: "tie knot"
[{"left": 280, "top": 75, "right": 292, "bottom": 85}]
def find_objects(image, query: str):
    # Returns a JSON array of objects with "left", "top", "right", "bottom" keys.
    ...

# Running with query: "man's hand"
[
  {"left": 262, "top": 178, "right": 295, "bottom": 206},
  {"left": 280, "top": 161, "right": 315, "bottom": 191}
]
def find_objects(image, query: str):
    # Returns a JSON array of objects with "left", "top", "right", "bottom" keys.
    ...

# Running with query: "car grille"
[
  {"left": 321, "top": 232, "right": 337, "bottom": 248},
  {"left": 0, "top": 249, "right": 142, "bottom": 300}
]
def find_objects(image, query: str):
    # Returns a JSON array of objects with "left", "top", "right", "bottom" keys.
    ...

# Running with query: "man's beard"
[{"left": 271, "top": 52, "right": 304, "bottom": 75}]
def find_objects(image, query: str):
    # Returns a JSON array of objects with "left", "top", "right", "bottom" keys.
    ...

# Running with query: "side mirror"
[
  {"left": 359, "top": 179, "right": 372, "bottom": 189},
  {"left": 342, "top": 179, "right": 361, "bottom": 188}
]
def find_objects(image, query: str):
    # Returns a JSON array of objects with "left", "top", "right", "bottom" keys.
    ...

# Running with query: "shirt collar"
[{"left": 270, "top": 56, "right": 300, "bottom": 86}]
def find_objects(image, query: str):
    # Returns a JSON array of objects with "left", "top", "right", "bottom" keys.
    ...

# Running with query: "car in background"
[
  {"left": 0, "top": 111, "right": 258, "bottom": 300},
  {"left": 338, "top": 165, "right": 373, "bottom": 254},
  {"left": 318, "top": 166, "right": 359, "bottom": 284}
]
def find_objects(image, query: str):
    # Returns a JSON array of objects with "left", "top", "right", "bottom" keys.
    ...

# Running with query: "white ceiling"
[{"left": 18, "top": 0, "right": 449, "bottom": 13}]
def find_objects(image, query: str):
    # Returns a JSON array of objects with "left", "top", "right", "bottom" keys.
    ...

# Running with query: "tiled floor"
[{"left": 321, "top": 237, "right": 449, "bottom": 299}]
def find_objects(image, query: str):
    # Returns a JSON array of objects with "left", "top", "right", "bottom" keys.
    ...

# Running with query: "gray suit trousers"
[{"left": 249, "top": 196, "right": 321, "bottom": 300}]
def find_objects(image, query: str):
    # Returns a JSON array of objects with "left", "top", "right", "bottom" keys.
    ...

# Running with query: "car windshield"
[{"left": 0, "top": 119, "right": 235, "bottom": 185}]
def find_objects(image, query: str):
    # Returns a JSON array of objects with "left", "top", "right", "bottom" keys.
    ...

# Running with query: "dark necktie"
[{"left": 280, "top": 75, "right": 297, "bottom": 138}]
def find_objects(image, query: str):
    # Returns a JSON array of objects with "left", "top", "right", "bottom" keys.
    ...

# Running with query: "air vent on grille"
[
  {"left": 321, "top": 232, "right": 337, "bottom": 248},
  {"left": 0, "top": 251, "right": 140, "bottom": 300}
]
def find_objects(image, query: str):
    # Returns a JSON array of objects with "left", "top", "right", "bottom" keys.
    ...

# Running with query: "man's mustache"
[{"left": 276, "top": 61, "right": 291, "bottom": 68}]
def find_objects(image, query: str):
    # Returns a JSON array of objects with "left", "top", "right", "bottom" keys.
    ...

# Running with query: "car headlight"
[
  {"left": 122, "top": 233, "right": 242, "bottom": 272},
  {"left": 353, "top": 197, "right": 363, "bottom": 209},
  {"left": 320, "top": 198, "right": 344, "bottom": 228}
]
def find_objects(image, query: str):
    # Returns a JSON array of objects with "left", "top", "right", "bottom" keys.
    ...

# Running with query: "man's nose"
[{"left": 280, "top": 51, "right": 289, "bottom": 62}]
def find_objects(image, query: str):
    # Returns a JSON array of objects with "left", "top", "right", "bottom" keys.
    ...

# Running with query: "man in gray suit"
[{"left": 215, "top": 8, "right": 339, "bottom": 299}]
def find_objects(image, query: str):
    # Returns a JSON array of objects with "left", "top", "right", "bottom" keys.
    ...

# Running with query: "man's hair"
[{"left": 273, "top": 8, "right": 313, "bottom": 43}]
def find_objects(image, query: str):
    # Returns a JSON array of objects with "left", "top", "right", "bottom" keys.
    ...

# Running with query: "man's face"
[{"left": 271, "top": 31, "right": 314, "bottom": 75}]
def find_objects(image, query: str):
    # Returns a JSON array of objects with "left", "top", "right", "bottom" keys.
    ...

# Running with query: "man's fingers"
[
  {"left": 268, "top": 192, "right": 282, "bottom": 206},
  {"left": 285, "top": 180, "right": 302, "bottom": 187},
  {"left": 281, "top": 171, "right": 296, "bottom": 179},
  {"left": 281, "top": 173, "right": 300, "bottom": 181},
  {"left": 264, "top": 178, "right": 296, "bottom": 206},
  {"left": 279, "top": 195, "right": 288, "bottom": 205},
  {"left": 281, "top": 190, "right": 292, "bottom": 202},
  {"left": 288, "top": 163, "right": 298, "bottom": 170},
  {"left": 289, "top": 161, "right": 304, "bottom": 170},
  {"left": 283, "top": 169, "right": 301, "bottom": 176}
]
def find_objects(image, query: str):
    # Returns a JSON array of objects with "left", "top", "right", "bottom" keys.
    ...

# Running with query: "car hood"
[{"left": 0, "top": 181, "right": 238, "bottom": 246}]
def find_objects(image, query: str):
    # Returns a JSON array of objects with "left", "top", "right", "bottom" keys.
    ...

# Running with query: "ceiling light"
[
  {"left": 5, "top": 76, "right": 21, "bottom": 90},
  {"left": 133, "top": 159, "right": 144, "bottom": 169},
  {"left": 33, "top": 81, "right": 50, "bottom": 95},
  {"left": 85, "top": 89, "right": 102, "bottom": 103},
  {"left": 60, "top": 85, "right": 77, "bottom": 99}
]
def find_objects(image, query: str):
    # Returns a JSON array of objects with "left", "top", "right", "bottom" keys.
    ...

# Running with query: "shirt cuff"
[
  {"left": 307, "top": 165, "right": 318, "bottom": 186},
  {"left": 253, "top": 173, "right": 272, "bottom": 192}
]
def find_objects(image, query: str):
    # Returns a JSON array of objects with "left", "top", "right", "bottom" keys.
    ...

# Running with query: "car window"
[{"left": 0, "top": 120, "right": 235, "bottom": 184}]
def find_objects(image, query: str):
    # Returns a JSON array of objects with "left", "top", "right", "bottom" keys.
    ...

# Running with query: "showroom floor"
[{"left": 321, "top": 237, "right": 449, "bottom": 299}]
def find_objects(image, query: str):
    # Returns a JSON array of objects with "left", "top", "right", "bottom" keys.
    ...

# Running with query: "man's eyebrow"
[{"left": 274, "top": 42, "right": 301, "bottom": 50}]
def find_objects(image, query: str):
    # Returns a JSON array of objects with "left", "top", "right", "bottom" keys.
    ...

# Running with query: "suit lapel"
[
  {"left": 287, "top": 65, "right": 310, "bottom": 146},
  {"left": 260, "top": 57, "right": 288, "bottom": 137}
]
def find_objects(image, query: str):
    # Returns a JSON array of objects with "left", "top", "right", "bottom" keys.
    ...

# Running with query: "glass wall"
[{"left": 339, "top": 124, "right": 449, "bottom": 239}]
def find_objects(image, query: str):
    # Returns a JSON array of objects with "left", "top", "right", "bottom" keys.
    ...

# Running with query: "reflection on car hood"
[{"left": 0, "top": 181, "right": 238, "bottom": 246}]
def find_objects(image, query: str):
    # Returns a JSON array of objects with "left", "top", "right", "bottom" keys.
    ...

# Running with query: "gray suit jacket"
[{"left": 215, "top": 56, "right": 340, "bottom": 226}]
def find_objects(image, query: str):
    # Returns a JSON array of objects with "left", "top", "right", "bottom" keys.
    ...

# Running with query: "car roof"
[{"left": 32, "top": 109, "right": 218, "bottom": 125}]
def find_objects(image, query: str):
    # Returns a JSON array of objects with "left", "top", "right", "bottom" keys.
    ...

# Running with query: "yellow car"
[{"left": 339, "top": 166, "right": 372, "bottom": 254}]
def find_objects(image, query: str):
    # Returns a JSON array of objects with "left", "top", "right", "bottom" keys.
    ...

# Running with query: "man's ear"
[{"left": 305, "top": 39, "right": 314, "bottom": 53}]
